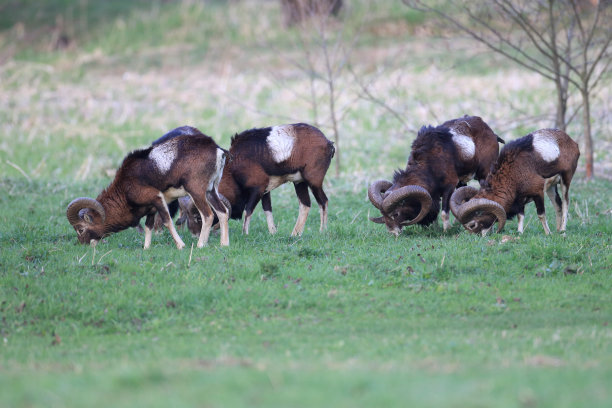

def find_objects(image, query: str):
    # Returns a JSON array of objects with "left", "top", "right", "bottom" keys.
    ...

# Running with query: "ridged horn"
[
  {"left": 381, "top": 185, "right": 432, "bottom": 226},
  {"left": 368, "top": 180, "right": 392, "bottom": 211},
  {"left": 66, "top": 197, "right": 106, "bottom": 226},
  {"left": 454, "top": 198, "right": 507, "bottom": 233},
  {"left": 450, "top": 186, "right": 479, "bottom": 222}
]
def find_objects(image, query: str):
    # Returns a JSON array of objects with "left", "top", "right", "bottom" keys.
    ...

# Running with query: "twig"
[
  {"left": 188, "top": 243, "right": 194, "bottom": 267},
  {"left": 91, "top": 245, "right": 96, "bottom": 266},
  {"left": 96, "top": 250, "right": 113, "bottom": 265},
  {"left": 78, "top": 250, "right": 88, "bottom": 264},
  {"left": 350, "top": 210, "right": 362, "bottom": 225},
  {"left": 6, "top": 160, "right": 31, "bottom": 182},
  {"left": 289, "top": 237, "right": 303, "bottom": 247}
]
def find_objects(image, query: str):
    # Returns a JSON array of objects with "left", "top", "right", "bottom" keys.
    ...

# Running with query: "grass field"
[{"left": 1, "top": 1, "right": 611, "bottom": 407}]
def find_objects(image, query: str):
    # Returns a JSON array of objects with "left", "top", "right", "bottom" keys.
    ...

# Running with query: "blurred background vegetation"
[{"left": 0, "top": 0, "right": 609, "bottom": 181}]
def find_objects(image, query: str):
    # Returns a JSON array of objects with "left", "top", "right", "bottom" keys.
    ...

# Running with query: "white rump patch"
[
  {"left": 533, "top": 131, "right": 560, "bottom": 162},
  {"left": 208, "top": 148, "right": 226, "bottom": 191},
  {"left": 150, "top": 141, "right": 177, "bottom": 173},
  {"left": 450, "top": 130, "right": 475, "bottom": 160},
  {"left": 267, "top": 125, "right": 296, "bottom": 163}
]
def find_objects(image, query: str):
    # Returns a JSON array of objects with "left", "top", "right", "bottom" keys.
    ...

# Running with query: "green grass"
[
  {"left": 1, "top": 177, "right": 611, "bottom": 407},
  {"left": 1, "top": 0, "right": 611, "bottom": 407}
]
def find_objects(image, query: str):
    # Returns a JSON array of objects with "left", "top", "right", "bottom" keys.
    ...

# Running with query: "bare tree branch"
[{"left": 403, "top": 0, "right": 611, "bottom": 180}]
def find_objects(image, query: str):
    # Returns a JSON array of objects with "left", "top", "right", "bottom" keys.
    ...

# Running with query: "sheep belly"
[
  {"left": 265, "top": 172, "right": 303, "bottom": 193},
  {"left": 162, "top": 186, "right": 187, "bottom": 202}
]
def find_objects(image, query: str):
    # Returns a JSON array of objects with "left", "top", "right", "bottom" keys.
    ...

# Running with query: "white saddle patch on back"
[
  {"left": 266, "top": 172, "right": 303, "bottom": 193},
  {"left": 150, "top": 141, "right": 177, "bottom": 173},
  {"left": 450, "top": 130, "right": 475, "bottom": 160},
  {"left": 533, "top": 130, "right": 560, "bottom": 162},
  {"left": 267, "top": 125, "right": 296, "bottom": 163}
]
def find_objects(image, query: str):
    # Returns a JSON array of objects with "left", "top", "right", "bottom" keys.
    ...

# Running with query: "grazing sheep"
[
  {"left": 368, "top": 115, "right": 504, "bottom": 235},
  {"left": 178, "top": 123, "right": 335, "bottom": 237},
  {"left": 66, "top": 127, "right": 229, "bottom": 248},
  {"left": 450, "top": 129, "right": 580, "bottom": 235}
]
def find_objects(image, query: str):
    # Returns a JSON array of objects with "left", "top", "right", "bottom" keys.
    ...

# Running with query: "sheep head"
[
  {"left": 368, "top": 179, "right": 433, "bottom": 236},
  {"left": 66, "top": 197, "right": 107, "bottom": 245},
  {"left": 176, "top": 194, "right": 232, "bottom": 236},
  {"left": 450, "top": 186, "right": 506, "bottom": 234}
]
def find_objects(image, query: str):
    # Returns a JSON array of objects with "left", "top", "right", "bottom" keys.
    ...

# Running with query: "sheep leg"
[
  {"left": 196, "top": 207, "right": 214, "bottom": 248},
  {"left": 308, "top": 184, "right": 329, "bottom": 232},
  {"left": 440, "top": 186, "right": 455, "bottom": 231},
  {"left": 533, "top": 195, "right": 551, "bottom": 235},
  {"left": 242, "top": 188, "right": 263, "bottom": 235},
  {"left": 261, "top": 193, "right": 277, "bottom": 234},
  {"left": 559, "top": 175, "right": 572, "bottom": 233},
  {"left": 143, "top": 213, "right": 155, "bottom": 250},
  {"left": 154, "top": 193, "right": 185, "bottom": 249},
  {"left": 545, "top": 184, "right": 563, "bottom": 232},
  {"left": 517, "top": 212, "right": 525, "bottom": 233},
  {"left": 292, "top": 182, "right": 311, "bottom": 236},
  {"left": 184, "top": 192, "right": 214, "bottom": 248},
  {"left": 207, "top": 190, "right": 230, "bottom": 246}
]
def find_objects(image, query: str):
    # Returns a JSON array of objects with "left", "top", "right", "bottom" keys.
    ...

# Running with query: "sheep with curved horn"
[
  {"left": 450, "top": 129, "right": 579, "bottom": 235},
  {"left": 66, "top": 126, "right": 230, "bottom": 249},
  {"left": 368, "top": 115, "right": 504, "bottom": 236}
]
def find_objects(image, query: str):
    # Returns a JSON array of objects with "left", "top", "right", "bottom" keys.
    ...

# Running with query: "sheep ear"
[
  {"left": 369, "top": 216, "right": 385, "bottom": 224},
  {"left": 78, "top": 208, "right": 95, "bottom": 224}
]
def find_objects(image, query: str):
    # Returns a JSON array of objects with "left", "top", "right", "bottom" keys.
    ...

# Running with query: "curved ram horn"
[
  {"left": 449, "top": 186, "right": 479, "bottom": 223},
  {"left": 66, "top": 197, "right": 106, "bottom": 226},
  {"left": 381, "top": 185, "right": 432, "bottom": 226},
  {"left": 368, "top": 180, "right": 392, "bottom": 211},
  {"left": 369, "top": 216, "right": 385, "bottom": 224},
  {"left": 454, "top": 198, "right": 507, "bottom": 233}
]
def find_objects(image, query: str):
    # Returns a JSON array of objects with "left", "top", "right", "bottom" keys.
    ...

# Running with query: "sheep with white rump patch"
[
  {"left": 66, "top": 126, "right": 230, "bottom": 249},
  {"left": 450, "top": 129, "right": 579, "bottom": 235},
  {"left": 368, "top": 115, "right": 504, "bottom": 235},
  {"left": 178, "top": 123, "right": 335, "bottom": 237}
]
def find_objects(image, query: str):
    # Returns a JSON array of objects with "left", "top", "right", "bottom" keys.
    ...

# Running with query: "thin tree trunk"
[
  {"left": 554, "top": 80, "right": 568, "bottom": 130},
  {"left": 581, "top": 88, "right": 593, "bottom": 180},
  {"left": 326, "top": 66, "right": 340, "bottom": 177},
  {"left": 330, "top": 94, "right": 340, "bottom": 177}
]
